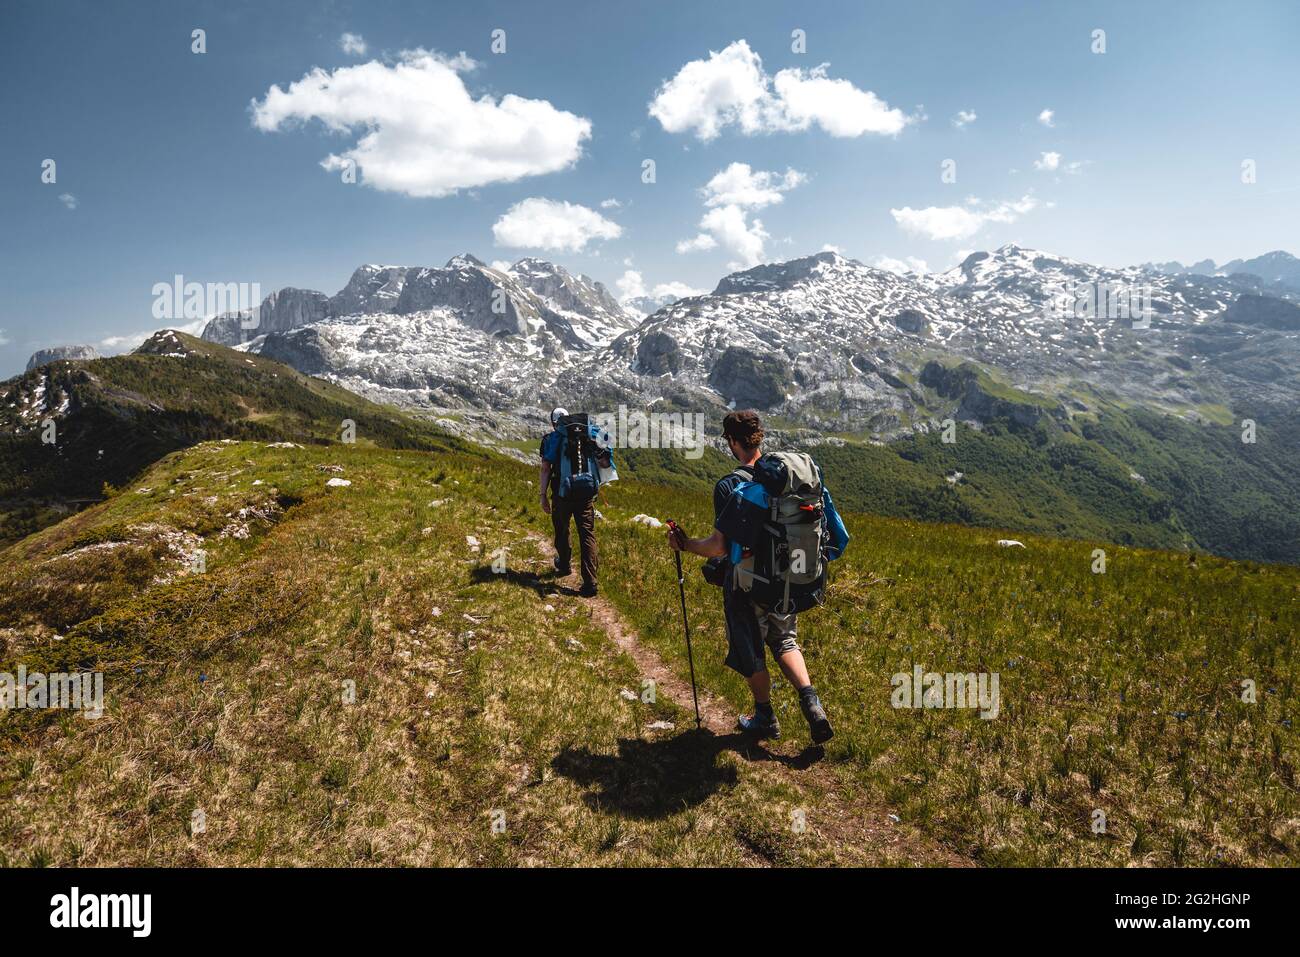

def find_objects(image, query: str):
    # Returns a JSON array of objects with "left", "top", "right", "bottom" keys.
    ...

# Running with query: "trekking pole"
[{"left": 665, "top": 521, "right": 703, "bottom": 730}]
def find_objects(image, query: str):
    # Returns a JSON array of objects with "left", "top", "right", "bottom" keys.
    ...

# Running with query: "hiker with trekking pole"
[
  {"left": 666, "top": 410, "right": 849, "bottom": 744},
  {"left": 539, "top": 407, "right": 616, "bottom": 598}
]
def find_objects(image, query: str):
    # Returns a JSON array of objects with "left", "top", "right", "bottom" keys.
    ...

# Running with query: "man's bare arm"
[
  {"left": 538, "top": 462, "right": 552, "bottom": 514},
  {"left": 666, "top": 525, "right": 726, "bottom": 558}
]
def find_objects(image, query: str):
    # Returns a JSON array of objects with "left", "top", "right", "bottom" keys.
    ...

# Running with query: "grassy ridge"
[
  {"left": 0, "top": 333, "right": 469, "bottom": 546},
  {"left": 0, "top": 441, "right": 923, "bottom": 866},
  {"left": 1, "top": 434, "right": 1296, "bottom": 866}
]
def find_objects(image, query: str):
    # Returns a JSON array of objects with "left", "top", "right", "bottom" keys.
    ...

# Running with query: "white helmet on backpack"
[{"left": 550, "top": 407, "right": 568, "bottom": 426}]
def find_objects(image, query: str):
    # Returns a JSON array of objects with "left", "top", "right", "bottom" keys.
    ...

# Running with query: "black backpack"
[{"left": 555, "top": 413, "right": 605, "bottom": 503}]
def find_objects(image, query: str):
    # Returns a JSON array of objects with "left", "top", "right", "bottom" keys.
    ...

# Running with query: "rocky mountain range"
[
  {"left": 1142, "top": 250, "right": 1300, "bottom": 289},
  {"left": 11, "top": 250, "right": 1300, "bottom": 561},
  {"left": 21, "top": 245, "right": 1295, "bottom": 444},
  {"left": 198, "top": 254, "right": 635, "bottom": 415},
  {"left": 177, "top": 244, "right": 1300, "bottom": 442}
]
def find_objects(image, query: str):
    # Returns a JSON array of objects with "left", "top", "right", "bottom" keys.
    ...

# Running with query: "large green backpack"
[{"left": 724, "top": 451, "right": 849, "bottom": 613}]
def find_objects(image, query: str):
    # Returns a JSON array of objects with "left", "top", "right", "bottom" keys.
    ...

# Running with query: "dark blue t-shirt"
[
  {"left": 713, "top": 465, "right": 755, "bottom": 533},
  {"left": 539, "top": 430, "right": 562, "bottom": 492}
]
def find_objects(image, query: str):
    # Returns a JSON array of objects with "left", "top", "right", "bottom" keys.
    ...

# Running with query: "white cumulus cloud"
[
  {"left": 339, "top": 33, "right": 367, "bottom": 56},
  {"left": 890, "top": 195, "right": 1040, "bottom": 242},
  {"left": 492, "top": 197, "right": 622, "bottom": 252},
  {"left": 677, "top": 163, "right": 804, "bottom": 268},
  {"left": 772, "top": 64, "right": 910, "bottom": 137},
  {"left": 693, "top": 205, "right": 767, "bottom": 266},
  {"left": 615, "top": 270, "right": 701, "bottom": 305},
  {"left": 1037, "top": 108, "right": 1055, "bottom": 127},
  {"left": 251, "top": 49, "right": 591, "bottom": 198},
  {"left": 952, "top": 110, "right": 977, "bottom": 129},
  {"left": 701, "top": 163, "right": 805, "bottom": 208},
  {"left": 649, "top": 39, "right": 909, "bottom": 140},
  {"left": 59, "top": 193, "right": 78, "bottom": 210},
  {"left": 615, "top": 269, "right": 646, "bottom": 301}
]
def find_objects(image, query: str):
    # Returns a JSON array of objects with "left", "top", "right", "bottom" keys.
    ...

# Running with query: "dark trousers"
[{"left": 552, "top": 497, "right": 598, "bottom": 586}]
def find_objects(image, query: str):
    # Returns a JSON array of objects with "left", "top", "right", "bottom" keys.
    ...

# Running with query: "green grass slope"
[
  {"left": 0, "top": 440, "right": 941, "bottom": 866},
  {"left": 1, "top": 433, "right": 1296, "bottom": 866},
  {"left": 596, "top": 475, "right": 1300, "bottom": 866},
  {"left": 810, "top": 407, "right": 1299, "bottom": 564},
  {"left": 1084, "top": 409, "right": 1300, "bottom": 564}
]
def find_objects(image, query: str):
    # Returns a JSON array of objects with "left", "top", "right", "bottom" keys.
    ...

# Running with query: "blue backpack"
[
  {"left": 554, "top": 413, "right": 614, "bottom": 504},
  {"left": 719, "top": 451, "right": 849, "bottom": 613}
]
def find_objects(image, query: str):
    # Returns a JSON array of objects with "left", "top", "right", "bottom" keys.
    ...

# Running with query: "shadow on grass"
[
  {"left": 469, "top": 565, "right": 584, "bottom": 597},
  {"left": 552, "top": 730, "right": 824, "bottom": 820}
]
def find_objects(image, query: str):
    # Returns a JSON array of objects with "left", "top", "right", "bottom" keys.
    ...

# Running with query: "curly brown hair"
[{"left": 722, "top": 410, "right": 764, "bottom": 451}]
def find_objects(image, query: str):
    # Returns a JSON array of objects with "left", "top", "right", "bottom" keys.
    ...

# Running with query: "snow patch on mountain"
[{"left": 170, "top": 244, "right": 1300, "bottom": 435}]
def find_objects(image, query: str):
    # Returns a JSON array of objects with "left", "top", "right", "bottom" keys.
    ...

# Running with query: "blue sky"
[{"left": 2, "top": 0, "right": 1298, "bottom": 376}]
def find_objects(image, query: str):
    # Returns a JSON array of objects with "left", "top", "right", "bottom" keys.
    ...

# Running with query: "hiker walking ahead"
[
  {"left": 539, "top": 407, "right": 615, "bottom": 598},
  {"left": 666, "top": 410, "right": 848, "bottom": 743}
]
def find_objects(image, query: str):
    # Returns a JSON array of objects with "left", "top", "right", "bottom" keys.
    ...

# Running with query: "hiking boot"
[
  {"left": 800, "top": 692, "right": 834, "bottom": 744},
  {"left": 578, "top": 581, "right": 598, "bottom": 598},
  {"left": 552, "top": 556, "right": 571, "bottom": 577},
  {"left": 737, "top": 712, "right": 781, "bottom": 739}
]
